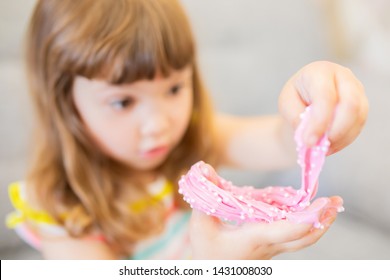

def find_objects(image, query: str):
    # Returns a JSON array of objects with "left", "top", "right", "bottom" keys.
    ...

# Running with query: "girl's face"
[{"left": 73, "top": 67, "right": 194, "bottom": 171}]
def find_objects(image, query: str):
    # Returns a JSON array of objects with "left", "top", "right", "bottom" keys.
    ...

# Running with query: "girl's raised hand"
[{"left": 279, "top": 61, "right": 368, "bottom": 155}]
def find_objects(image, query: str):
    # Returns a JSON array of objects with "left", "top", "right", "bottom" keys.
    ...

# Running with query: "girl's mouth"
[{"left": 141, "top": 145, "right": 169, "bottom": 159}]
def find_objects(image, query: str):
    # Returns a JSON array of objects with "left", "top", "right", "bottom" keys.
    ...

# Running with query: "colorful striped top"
[{"left": 5, "top": 179, "right": 192, "bottom": 259}]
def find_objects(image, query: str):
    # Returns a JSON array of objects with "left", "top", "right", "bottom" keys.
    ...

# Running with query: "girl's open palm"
[{"left": 189, "top": 196, "right": 342, "bottom": 259}]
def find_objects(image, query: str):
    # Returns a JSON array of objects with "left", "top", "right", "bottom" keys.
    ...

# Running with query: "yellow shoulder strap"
[
  {"left": 6, "top": 182, "right": 57, "bottom": 228},
  {"left": 130, "top": 180, "right": 174, "bottom": 213}
]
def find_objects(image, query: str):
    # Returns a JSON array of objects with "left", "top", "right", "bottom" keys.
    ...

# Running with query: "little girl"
[{"left": 6, "top": 0, "right": 368, "bottom": 259}]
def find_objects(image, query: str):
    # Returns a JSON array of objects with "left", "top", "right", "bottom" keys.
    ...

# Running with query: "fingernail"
[{"left": 322, "top": 216, "right": 336, "bottom": 227}]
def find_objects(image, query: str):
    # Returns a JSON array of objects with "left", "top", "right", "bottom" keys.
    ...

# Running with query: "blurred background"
[{"left": 1, "top": 0, "right": 389, "bottom": 259}]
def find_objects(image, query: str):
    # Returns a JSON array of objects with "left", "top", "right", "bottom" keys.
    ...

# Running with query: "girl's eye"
[
  {"left": 169, "top": 83, "right": 183, "bottom": 95},
  {"left": 110, "top": 98, "right": 134, "bottom": 110}
]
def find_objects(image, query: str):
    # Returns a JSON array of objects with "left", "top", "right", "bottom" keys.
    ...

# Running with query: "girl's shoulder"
[
  {"left": 5, "top": 179, "right": 192, "bottom": 259},
  {"left": 6, "top": 181, "right": 68, "bottom": 250},
  {"left": 7, "top": 181, "right": 58, "bottom": 226},
  {"left": 5, "top": 178, "right": 175, "bottom": 233}
]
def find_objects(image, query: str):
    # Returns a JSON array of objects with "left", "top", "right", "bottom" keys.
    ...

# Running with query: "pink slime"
[{"left": 178, "top": 106, "right": 344, "bottom": 228}]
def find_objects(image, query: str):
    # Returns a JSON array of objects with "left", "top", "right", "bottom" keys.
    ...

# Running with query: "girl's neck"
[{"left": 130, "top": 170, "right": 161, "bottom": 186}]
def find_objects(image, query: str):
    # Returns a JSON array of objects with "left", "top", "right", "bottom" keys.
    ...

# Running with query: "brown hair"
[{"left": 25, "top": 0, "right": 217, "bottom": 256}]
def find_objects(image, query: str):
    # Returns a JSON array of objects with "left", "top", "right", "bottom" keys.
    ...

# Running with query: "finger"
[
  {"left": 279, "top": 65, "right": 339, "bottom": 147},
  {"left": 327, "top": 195, "right": 344, "bottom": 208},
  {"left": 239, "top": 219, "right": 313, "bottom": 245},
  {"left": 326, "top": 70, "right": 368, "bottom": 154},
  {"left": 277, "top": 195, "right": 343, "bottom": 252},
  {"left": 327, "top": 122, "right": 359, "bottom": 155},
  {"left": 286, "top": 197, "right": 330, "bottom": 225},
  {"left": 238, "top": 196, "right": 333, "bottom": 245},
  {"left": 253, "top": 195, "right": 341, "bottom": 246},
  {"left": 298, "top": 73, "right": 339, "bottom": 147},
  {"left": 327, "top": 114, "right": 357, "bottom": 155},
  {"left": 278, "top": 77, "right": 307, "bottom": 129},
  {"left": 274, "top": 206, "right": 338, "bottom": 254},
  {"left": 200, "top": 163, "right": 220, "bottom": 186}
]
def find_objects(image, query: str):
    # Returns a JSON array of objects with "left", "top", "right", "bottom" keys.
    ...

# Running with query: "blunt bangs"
[{"left": 59, "top": 0, "right": 196, "bottom": 84}]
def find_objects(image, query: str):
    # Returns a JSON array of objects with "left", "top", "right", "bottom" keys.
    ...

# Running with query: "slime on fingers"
[{"left": 178, "top": 106, "right": 344, "bottom": 228}]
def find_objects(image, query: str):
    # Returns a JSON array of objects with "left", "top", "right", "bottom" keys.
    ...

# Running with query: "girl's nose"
[{"left": 140, "top": 110, "right": 169, "bottom": 138}]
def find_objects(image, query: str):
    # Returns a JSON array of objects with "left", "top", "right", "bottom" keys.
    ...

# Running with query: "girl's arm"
[
  {"left": 40, "top": 233, "right": 119, "bottom": 260},
  {"left": 215, "top": 113, "right": 297, "bottom": 171}
]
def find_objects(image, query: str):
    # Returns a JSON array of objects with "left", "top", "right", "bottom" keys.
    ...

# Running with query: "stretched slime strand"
[{"left": 178, "top": 106, "right": 344, "bottom": 228}]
